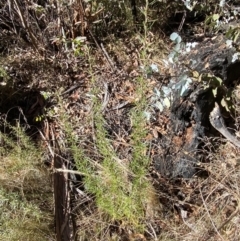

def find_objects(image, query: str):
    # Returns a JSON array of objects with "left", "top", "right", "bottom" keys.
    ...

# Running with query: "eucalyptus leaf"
[
  {"left": 221, "top": 98, "right": 230, "bottom": 112},
  {"left": 162, "top": 86, "right": 172, "bottom": 96},
  {"left": 233, "top": 31, "right": 240, "bottom": 42},
  {"left": 144, "top": 111, "right": 151, "bottom": 121},
  {"left": 174, "top": 43, "right": 181, "bottom": 52},
  {"left": 212, "top": 87, "right": 218, "bottom": 97},
  {"left": 154, "top": 87, "right": 161, "bottom": 97},
  {"left": 181, "top": 79, "right": 192, "bottom": 96},
  {"left": 192, "top": 71, "right": 199, "bottom": 78},
  {"left": 155, "top": 101, "right": 164, "bottom": 112},
  {"left": 219, "top": 0, "right": 225, "bottom": 7},
  {"left": 170, "top": 32, "right": 179, "bottom": 41},
  {"left": 150, "top": 64, "right": 159, "bottom": 73},
  {"left": 170, "top": 32, "right": 182, "bottom": 44},
  {"left": 212, "top": 14, "right": 220, "bottom": 21},
  {"left": 168, "top": 51, "right": 175, "bottom": 63},
  {"left": 226, "top": 39, "right": 233, "bottom": 48},
  {"left": 163, "top": 97, "right": 171, "bottom": 108},
  {"left": 173, "top": 75, "right": 192, "bottom": 97}
]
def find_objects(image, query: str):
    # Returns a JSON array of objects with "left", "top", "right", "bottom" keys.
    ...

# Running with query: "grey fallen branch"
[
  {"left": 54, "top": 168, "right": 87, "bottom": 176},
  {"left": 209, "top": 102, "right": 240, "bottom": 148}
]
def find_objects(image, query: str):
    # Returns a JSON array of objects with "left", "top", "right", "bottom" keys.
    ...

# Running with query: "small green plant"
[
  {"left": 72, "top": 36, "right": 87, "bottom": 56},
  {"left": 0, "top": 65, "right": 10, "bottom": 86},
  {"left": 226, "top": 26, "right": 240, "bottom": 43},
  {"left": 198, "top": 73, "right": 234, "bottom": 112},
  {"left": 204, "top": 13, "right": 220, "bottom": 32}
]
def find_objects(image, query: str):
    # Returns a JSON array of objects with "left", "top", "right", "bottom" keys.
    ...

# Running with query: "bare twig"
[
  {"left": 38, "top": 129, "right": 55, "bottom": 158},
  {"left": 216, "top": 205, "right": 239, "bottom": 232},
  {"left": 13, "top": 0, "right": 39, "bottom": 51},
  {"left": 178, "top": 10, "right": 186, "bottom": 32},
  {"left": 110, "top": 101, "right": 132, "bottom": 111},
  {"left": 101, "top": 43, "right": 116, "bottom": 70},
  {"left": 101, "top": 82, "right": 109, "bottom": 111}
]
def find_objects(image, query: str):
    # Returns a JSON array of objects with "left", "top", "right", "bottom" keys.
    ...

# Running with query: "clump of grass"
[
  {"left": 0, "top": 122, "right": 54, "bottom": 241},
  {"left": 90, "top": 91, "right": 149, "bottom": 226},
  {"left": 0, "top": 188, "right": 53, "bottom": 241}
]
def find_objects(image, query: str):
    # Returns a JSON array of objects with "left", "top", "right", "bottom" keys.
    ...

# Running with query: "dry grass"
[{"left": 0, "top": 124, "right": 55, "bottom": 241}]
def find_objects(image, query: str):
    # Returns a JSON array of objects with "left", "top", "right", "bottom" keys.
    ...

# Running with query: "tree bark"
[{"left": 54, "top": 155, "right": 71, "bottom": 241}]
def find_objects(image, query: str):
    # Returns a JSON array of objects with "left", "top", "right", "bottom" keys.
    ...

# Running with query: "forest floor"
[{"left": 0, "top": 1, "right": 240, "bottom": 241}]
